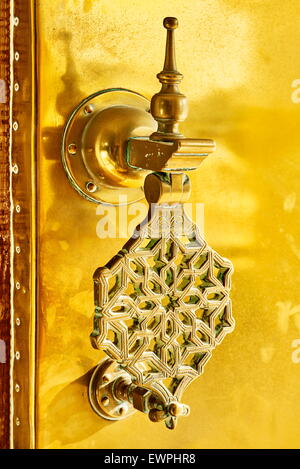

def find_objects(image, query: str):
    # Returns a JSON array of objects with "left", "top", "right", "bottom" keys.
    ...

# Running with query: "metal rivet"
[
  {"left": 15, "top": 351, "right": 20, "bottom": 360},
  {"left": 12, "top": 163, "right": 18, "bottom": 174},
  {"left": 14, "top": 82, "right": 19, "bottom": 92},
  {"left": 14, "top": 17, "right": 19, "bottom": 26},
  {"left": 15, "top": 281, "right": 20, "bottom": 290},
  {"left": 15, "top": 204, "right": 21, "bottom": 213},
  {"left": 84, "top": 104, "right": 94, "bottom": 114},
  {"left": 16, "top": 245, "right": 21, "bottom": 254},
  {"left": 15, "top": 383, "right": 20, "bottom": 392},
  {"left": 101, "top": 396, "right": 110, "bottom": 407},
  {"left": 102, "top": 375, "right": 109, "bottom": 384},
  {"left": 13, "top": 121, "right": 19, "bottom": 131},
  {"left": 15, "top": 317, "right": 21, "bottom": 326},
  {"left": 15, "top": 417, "right": 21, "bottom": 426},
  {"left": 68, "top": 143, "right": 77, "bottom": 155},
  {"left": 118, "top": 405, "right": 127, "bottom": 416},
  {"left": 14, "top": 52, "right": 19, "bottom": 61},
  {"left": 86, "top": 181, "right": 97, "bottom": 193}
]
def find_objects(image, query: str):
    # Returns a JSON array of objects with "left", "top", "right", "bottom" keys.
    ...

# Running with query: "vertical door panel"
[{"left": 35, "top": 0, "right": 300, "bottom": 448}]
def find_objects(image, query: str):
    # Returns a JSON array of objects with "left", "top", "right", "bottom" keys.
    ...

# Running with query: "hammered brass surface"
[{"left": 37, "top": 0, "right": 300, "bottom": 449}]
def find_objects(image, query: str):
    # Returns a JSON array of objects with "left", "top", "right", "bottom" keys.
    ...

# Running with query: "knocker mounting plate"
[
  {"left": 61, "top": 88, "right": 156, "bottom": 205},
  {"left": 89, "top": 358, "right": 137, "bottom": 421}
]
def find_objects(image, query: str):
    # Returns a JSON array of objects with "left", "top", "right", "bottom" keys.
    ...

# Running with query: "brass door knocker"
[{"left": 62, "top": 17, "right": 234, "bottom": 429}]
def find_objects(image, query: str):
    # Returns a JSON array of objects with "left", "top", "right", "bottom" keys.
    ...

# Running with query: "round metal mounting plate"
[
  {"left": 89, "top": 358, "right": 136, "bottom": 421},
  {"left": 62, "top": 88, "right": 157, "bottom": 205}
]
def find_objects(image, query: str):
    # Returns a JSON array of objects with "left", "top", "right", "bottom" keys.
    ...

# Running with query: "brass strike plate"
[{"left": 61, "top": 88, "right": 156, "bottom": 205}]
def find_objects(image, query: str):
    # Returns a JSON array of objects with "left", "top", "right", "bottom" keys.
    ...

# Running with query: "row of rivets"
[
  {"left": 13, "top": 14, "right": 21, "bottom": 429},
  {"left": 67, "top": 104, "right": 98, "bottom": 194}
]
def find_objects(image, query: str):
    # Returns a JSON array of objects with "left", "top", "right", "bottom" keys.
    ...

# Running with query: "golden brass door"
[{"left": 7, "top": 0, "right": 300, "bottom": 449}]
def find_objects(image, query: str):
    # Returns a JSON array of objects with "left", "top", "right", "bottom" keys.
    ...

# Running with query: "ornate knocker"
[{"left": 62, "top": 17, "right": 234, "bottom": 429}]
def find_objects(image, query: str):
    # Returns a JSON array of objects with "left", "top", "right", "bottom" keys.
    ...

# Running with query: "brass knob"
[{"left": 150, "top": 17, "right": 188, "bottom": 141}]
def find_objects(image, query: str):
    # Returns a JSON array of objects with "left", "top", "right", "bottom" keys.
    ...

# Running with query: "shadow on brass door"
[{"left": 62, "top": 17, "right": 234, "bottom": 430}]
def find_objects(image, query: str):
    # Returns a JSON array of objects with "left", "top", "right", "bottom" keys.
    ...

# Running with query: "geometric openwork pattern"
[{"left": 91, "top": 204, "right": 234, "bottom": 410}]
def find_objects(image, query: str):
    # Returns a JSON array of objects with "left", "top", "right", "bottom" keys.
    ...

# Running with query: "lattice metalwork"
[{"left": 91, "top": 205, "right": 234, "bottom": 406}]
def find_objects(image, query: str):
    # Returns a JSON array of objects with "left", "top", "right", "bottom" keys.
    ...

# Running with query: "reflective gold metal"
[
  {"left": 35, "top": 0, "right": 300, "bottom": 449},
  {"left": 150, "top": 17, "right": 186, "bottom": 140},
  {"left": 126, "top": 17, "right": 215, "bottom": 173},
  {"left": 89, "top": 357, "right": 190, "bottom": 428},
  {"left": 144, "top": 173, "right": 191, "bottom": 205},
  {"left": 61, "top": 17, "right": 215, "bottom": 204},
  {"left": 90, "top": 173, "right": 234, "bottom": 429},
  {"left": 62, "top": 89, "right": 156, "bottom": 204},
  {"left": 83, "top": 16, "right": 234, "bottom": 428},
  {"left": 127, "top": 138, "right": 215, "bottom": 172},
  {"left": 89, "top": 358, "right": 136, "bottom": 421}
]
